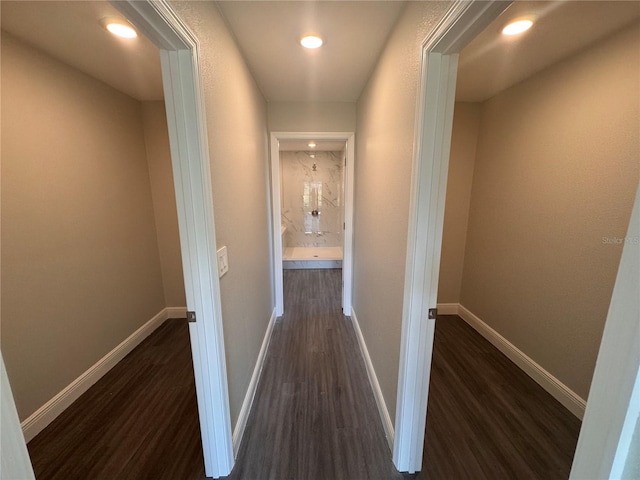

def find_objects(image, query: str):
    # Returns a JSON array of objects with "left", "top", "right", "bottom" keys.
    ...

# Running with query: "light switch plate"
[{"left": 216, "top": 246, "right": 229, "bottom": 278}]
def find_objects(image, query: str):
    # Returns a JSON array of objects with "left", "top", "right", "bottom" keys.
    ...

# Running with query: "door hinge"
[
  {"left": 187, "top": 311, "right": 197, "bottom": 323},
  {"left": 428, "top": 308, "right": 438, "bottom": 320}
]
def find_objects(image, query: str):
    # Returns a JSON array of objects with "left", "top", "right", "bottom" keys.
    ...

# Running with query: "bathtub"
[{"left": 282, "top": 246, "right": 343, "bottom": 269}]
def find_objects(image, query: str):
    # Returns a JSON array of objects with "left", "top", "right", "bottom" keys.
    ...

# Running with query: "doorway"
[
  {"left": 431, "top": 1, "right": 640, "bottom": 475},
  {"left": 270, "top": 132, "right": 355, "bottom": 316},
  {"left": 399, "top": 0, "right": 640, "bottom": 475},
  {"left": 0, "top": 0, "right": 208, "bottom": 476}
]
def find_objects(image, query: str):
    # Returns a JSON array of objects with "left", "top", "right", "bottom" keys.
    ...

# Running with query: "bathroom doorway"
[{"left": 270, "top": 132, "right": 355, "bottom": 316}]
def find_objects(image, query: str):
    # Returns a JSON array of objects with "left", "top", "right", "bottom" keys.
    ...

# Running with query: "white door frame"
[
  {"left": 396, "top": 0, "right": 640, "bottom": 476},
  {"left": 393, "top": 1, "right": 510, "bottom": 472},
  {"left": 270, "top": 132, "right": 355, "bottom": 316},
  {"left": 111, "top": 1, "right": 234, "bottom": 477}
]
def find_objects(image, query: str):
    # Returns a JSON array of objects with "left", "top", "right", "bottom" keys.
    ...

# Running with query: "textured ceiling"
[
  {"left": 216, "top": 1, "right": 406, "bottom": 102},
  {"left": 456, "top": 1, "right": 640, "bottom": 102},
  {"left": 0, "top": 1, "right": 163, "bottom": 101},
  {"left": 1, "top": 1, "right": 637, "bottom": 105}
]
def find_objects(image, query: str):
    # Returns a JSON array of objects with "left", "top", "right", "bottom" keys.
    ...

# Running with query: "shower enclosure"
[{"left": 280, "top": 149, "right": 345, "bottom": 269}]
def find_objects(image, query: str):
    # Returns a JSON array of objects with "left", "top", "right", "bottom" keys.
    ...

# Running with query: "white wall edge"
[
  {"left": 436, "top": 303, "right": 459, "bottom": 315},
  {"left": 111, "top": 2, "right": 235, "bottom": 476},
  {"left": 232, "top": 308, "right": 278, "bottom": 457},
  {"left": 1, "top": 354, "right": 35, "bottom": 479},
  {"left": 394, "top": 1, "right": 510, "bottom": 470},
  {"left": 351, "top": 309, "right": 395, "bottom": 451},
  {"left": 456, "top": 304, "right": 586, "bottom": 419},
  {"left": 21, "top": 307, "right": 175, "bottom": 442},
  {"left": 269, "top": 133, "right": 285, "bottom": 316}
]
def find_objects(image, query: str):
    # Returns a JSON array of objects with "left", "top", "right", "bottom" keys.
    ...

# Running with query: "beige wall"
[
  {"left": 141, "top": 101, "right": 186, "bottom": 307},
  {"left": 353, "top": 1, "right": 451, "bottom": 425},
  {"left": 1, "top": 32, "right": 166, "bottom": 420},
  {"left": 170, "top": 2, "right": 273, "bottom": 428},
  {"left": 437, "top": 102, "right": 481, "bottom": 304},
  {"left": 267, "top": 101, "right": 356, "bottom": 132},
  {"left": 460, "top": 24, "right": 640, "bottom": 399}
]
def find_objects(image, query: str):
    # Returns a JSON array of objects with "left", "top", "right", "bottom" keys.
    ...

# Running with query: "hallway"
[
  {"left": 26, "top": 269, "right": 401, "bottom": 480},
  {"left": 26, "top": 268, "right": 582, "bottom": 479},
  {"left": 226, "top": 268, "right": 402, "bottom": 479},
  {"left": 225, "top": 268, "right": 580, "bottom": 479}
]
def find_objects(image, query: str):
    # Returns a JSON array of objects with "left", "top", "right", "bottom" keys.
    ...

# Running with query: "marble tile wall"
[{"left": 281, "top": 150, "right": 344, "bottom": 248}]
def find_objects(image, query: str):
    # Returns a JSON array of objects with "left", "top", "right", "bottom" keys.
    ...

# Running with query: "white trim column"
[
  {"left": 111, "top": 1, "right": 234, "bottom": 476},
  {"left": 393, "top": 1, "right": 509, "bottom": 473},
  {"left": 1, "top": 353, "right": 36, "bottom": 479}
]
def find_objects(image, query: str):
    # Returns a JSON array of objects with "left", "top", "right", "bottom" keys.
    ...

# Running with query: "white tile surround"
[{"left": 281, "top": 151, "right": 344, "bottom": 248}]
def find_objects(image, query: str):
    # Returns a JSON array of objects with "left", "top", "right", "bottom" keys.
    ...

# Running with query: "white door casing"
[
  {"left": 270, "top": 132, "right": 355, "bottom": 316},
  {"left": 111, "top": 1, "right": 234, "bottom": 477},
  {"left": 393, "top": 1, "right": 510, "bottom": 472},
  {"left": 395, "top": 1, "right": 640, "bottom": 477},
  {"left": 1, "top": 353, "right": 36, "bottom": 479}
]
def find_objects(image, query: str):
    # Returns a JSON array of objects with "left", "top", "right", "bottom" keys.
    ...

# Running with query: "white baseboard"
[
  {"left": 232, "top": 308, "right": 277, "bottom": 457},
  {"left": 455, "top": 304, "right": 586, "bottom": 419},
  {"left": 436, "top": 303, "right": 459, "bottom": 315},
  {"left": 350, "top": 308, "right": 395, "bottom": 451},
  {"left": 21, "top": 307, "right": 181, "bottom": 442}
]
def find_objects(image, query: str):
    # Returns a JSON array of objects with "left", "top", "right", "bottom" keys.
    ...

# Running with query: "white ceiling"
[
  {"left": 0, "top": 1, "right": 164, "bottom": 101},
  {"left": 457, "top": 1, "right": 640, "bottom": 102},
  {"left": 1, "top": 1, "right": 638, "bottom": 105},
  {"left": 215, "top": 1, "right": 406, "bottom": 102}
]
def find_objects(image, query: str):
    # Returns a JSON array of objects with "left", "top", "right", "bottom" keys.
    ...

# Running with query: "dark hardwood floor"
[
  {"left": 28, "top": 269, "right": 581, "bottom": 479},
  {"left": 418, "top": 315, "right": 581, "bottom": 480},
  {"left": 224, "top": 268, "right": 403, "bottom": 480},
  {"left": 27, "top": 318, "right": 206, "bottom": 480}
]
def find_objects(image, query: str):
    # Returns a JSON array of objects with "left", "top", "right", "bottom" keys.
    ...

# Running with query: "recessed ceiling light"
[
  {"left": 300, "top": 35, "right": 323, "bottom": 49},
  {"left": 308, "top": 142, "right": 317, "bottom": 148},
  {"left": 502, "top": 19, "right": 533, "bottom": 36},
  {"left": 105, "top": 21, "right": 137, "bottom": 39}
]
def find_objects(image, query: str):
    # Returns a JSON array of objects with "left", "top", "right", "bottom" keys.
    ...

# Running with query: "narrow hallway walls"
[
  {"left": 267, "top": 102, "right": 356, "bottom": 132},
  {"left": 169, "top": 2, "right": 273, "bottom": 429},
  {"left": 353, "top": 1, "right": 451, "bottom": 428}
]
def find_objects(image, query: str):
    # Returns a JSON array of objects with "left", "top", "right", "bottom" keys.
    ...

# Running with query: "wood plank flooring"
[
  {"left": 27, "top": 269, "right": 581, "bottom": 479},
  {"left": 224, "top": 269, "right": 403, "bottom": 480},
  {"left": 418, "top": 315, "right": 581, "bottom": 480},
  {"left": 27, "top": 318, "right": 206, "bottom": 480}
]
